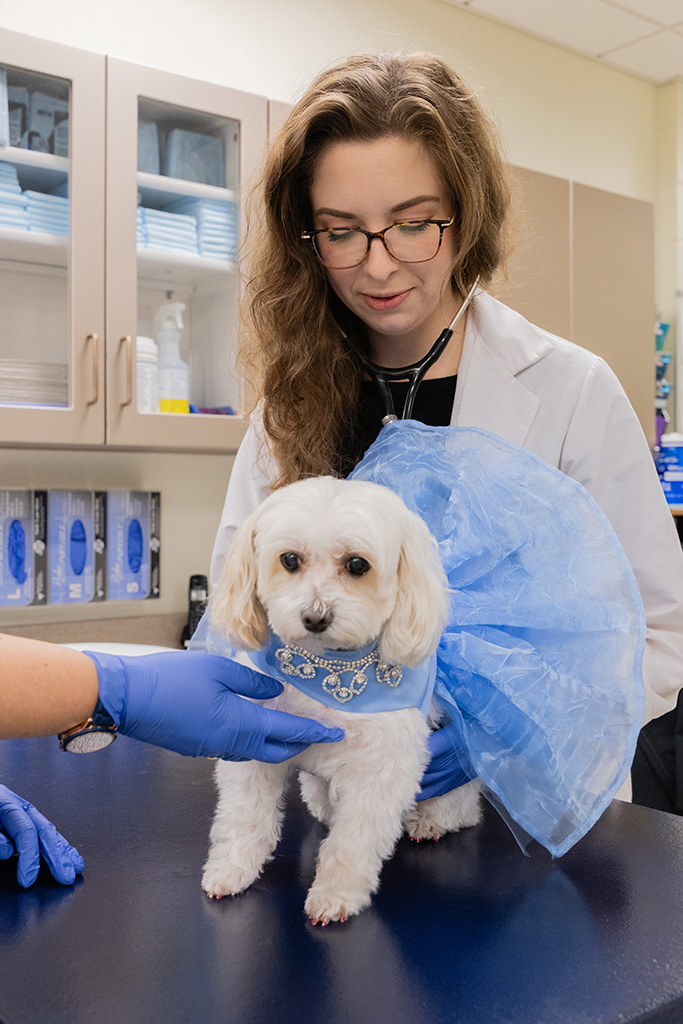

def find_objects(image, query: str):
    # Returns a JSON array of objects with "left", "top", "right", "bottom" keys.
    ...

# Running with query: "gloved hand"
[
  {"left": 0, "top": 785, "right": 84, "bottom": 888},
  {"left": 416, "top": 719, "right": 475, "bottom": 801},
  {"left": 85, "top": 649, "right": 344, "bottom": 762}
]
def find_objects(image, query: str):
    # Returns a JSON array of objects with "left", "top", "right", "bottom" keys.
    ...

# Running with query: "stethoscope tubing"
[{"left": 354, "top": 277, "right": 480, "bottom": 423}]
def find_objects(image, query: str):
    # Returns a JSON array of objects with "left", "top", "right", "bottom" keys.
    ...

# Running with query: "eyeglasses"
[{"left": 301, "top": 216, "right": 455, "bottom": 269}]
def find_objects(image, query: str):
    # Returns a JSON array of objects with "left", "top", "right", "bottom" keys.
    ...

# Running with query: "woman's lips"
[{"left": 361, "top": 289, "right": 411, "bottom": 311}]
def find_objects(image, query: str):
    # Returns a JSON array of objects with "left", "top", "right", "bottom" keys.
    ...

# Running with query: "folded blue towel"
[
  {"left": 0, "top": 218, "right": 29, "bottom": 230},
  {"left": 143, "top": 240, "right": 198, "bottom": 255},
  {"left": 0, "top": 191, "right": 29, "bottom": 208},
  {"left": 146, "top": 226, "right": 198, "bottom": 244},
  {"left": 25, "top": 190, "right": 69, "bottom": 206}
]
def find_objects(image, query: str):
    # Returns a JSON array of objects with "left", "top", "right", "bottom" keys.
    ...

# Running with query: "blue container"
[
  {"left": 656, "top": 434, "right": 683, "bottom": 508},
  {"left": 48, "top": 491, "right": 95, "bottom": 604}
]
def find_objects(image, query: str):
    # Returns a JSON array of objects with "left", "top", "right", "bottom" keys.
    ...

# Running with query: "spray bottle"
[{"left": 155, "top": 301, "right": 190, "bottom": 413}]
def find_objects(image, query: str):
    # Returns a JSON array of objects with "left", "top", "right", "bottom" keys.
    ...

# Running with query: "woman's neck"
[{"left": 367, "top": 290, "right": 468, "bottom": 378}]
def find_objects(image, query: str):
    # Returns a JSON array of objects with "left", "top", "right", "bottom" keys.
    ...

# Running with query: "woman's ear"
[
  {"left": 380, "top": 514, "right": 449, "bottom": 669},
  {"left": 209, "top": 512, "right": 269, "bottom": 651}
]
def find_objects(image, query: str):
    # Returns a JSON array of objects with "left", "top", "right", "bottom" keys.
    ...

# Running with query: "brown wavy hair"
[{"left": 240, "top": 51, "right": 512, "bottom": 486}]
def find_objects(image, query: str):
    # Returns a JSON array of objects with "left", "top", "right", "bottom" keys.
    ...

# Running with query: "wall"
[
  {"left": 0, "top": 0, "right": 658, "bottom": 200},
  {"left": 0, "top": 1, "right": 664, "bottom": 635}
]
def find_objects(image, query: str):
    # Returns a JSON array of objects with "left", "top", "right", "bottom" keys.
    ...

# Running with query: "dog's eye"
[
  {"left": 346, "top": 556, "right": 370, "bottom": 577},
  {"left": 280, "top": 552, "right": 301, "bottom": 572}
]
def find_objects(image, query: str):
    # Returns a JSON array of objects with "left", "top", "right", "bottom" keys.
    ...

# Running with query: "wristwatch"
[{"left": 58, "top": 699, "right": 117, "bottom": 753}]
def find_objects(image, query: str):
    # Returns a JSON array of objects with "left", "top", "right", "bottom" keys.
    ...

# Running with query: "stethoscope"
[{"left": 352, "top": 277, "right": 480, "bottom": 424}]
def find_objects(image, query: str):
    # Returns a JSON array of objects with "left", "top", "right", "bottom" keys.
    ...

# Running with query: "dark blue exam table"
[{"left": 0, "top": 734, "right": 682, "bottom": 1024}]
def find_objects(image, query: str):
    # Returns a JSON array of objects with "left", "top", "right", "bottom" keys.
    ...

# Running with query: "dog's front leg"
[
  {"left": 304, "top": 709, "right": 429, "bottom": 923},
  {"left": 202, "top": 759, "right": 290, "bottom": 899}
]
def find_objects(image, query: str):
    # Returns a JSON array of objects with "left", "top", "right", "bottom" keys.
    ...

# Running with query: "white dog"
[{"left": 202, "top": 476, "right": 482, "bottom": 923}]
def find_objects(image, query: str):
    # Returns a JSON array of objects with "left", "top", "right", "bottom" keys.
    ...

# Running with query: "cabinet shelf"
[
  {"left": 0, "top": 226, "right": 235, "bottom": 286},
  {"left": 137, "top": 172, "right": 236, "bottom": 207},
  {"left": 137, "top": 246, "right": 236, "bottom": 287},
  {"left": 0, "top": 225, "right": 67, "bottom": 267},
  {"left": 0, "top": 145, "right": 69, "bottom": 192}
]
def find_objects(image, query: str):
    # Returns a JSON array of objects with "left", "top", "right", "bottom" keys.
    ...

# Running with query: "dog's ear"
[
  {"left": 209, "top": 511, "right": 269, "bottom": 651},
  {"left": 380, "top": 512, "right": 450, "bottom": 669}
]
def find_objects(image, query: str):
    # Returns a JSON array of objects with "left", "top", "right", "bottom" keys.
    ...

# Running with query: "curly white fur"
[{"left": 203, "top": 476, "right": 482, "bottom": 923}]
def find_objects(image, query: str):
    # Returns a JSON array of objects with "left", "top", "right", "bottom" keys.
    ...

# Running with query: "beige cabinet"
[
  {"left": 496, "top": 166, "right": 655, "bottom": 444},
  {"left": 0, "top": 29, "right": 267, "bottom": 452},
  {"left": 0, "top": 30, "right": 105, "bottom": 446}
]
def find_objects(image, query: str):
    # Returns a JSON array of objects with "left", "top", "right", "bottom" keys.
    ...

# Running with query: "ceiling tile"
[
  {"left": 600, "top": 28, "right": 683, "bottom": 82},
  {"left": 464, "top": 0, "right": 659, "bottom": 55},
  {"left": 604, "top": 0, "right": 683, "bottom": 29}
]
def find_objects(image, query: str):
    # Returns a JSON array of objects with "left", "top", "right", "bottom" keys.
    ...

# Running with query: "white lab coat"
[{"left": 211, "top": 290, "right": 683, "bottom": 726}]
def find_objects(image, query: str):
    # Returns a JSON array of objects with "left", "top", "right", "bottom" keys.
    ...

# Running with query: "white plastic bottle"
[
  {"left": 136, "top": 336, "right": 159, "bottom": 414},
  {"left": 155, "top": 302, "right": 190, "bottom": 414}
]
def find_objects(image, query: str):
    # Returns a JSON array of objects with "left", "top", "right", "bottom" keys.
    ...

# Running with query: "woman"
[{"left": 211, "top": 52, "right": 683, "bottom": 798}]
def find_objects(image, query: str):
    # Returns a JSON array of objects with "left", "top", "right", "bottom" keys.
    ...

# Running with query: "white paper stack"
[{"left": 0, "top": 359, "right": 68, "bottom": 405}]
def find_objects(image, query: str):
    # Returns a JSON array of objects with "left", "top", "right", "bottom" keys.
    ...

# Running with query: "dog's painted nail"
[
  {"left": 311, "top": 918, "right": 318, "bottom": 925},
  {"left": 340, "top": 914, "right": 346, "bottom": 923}
]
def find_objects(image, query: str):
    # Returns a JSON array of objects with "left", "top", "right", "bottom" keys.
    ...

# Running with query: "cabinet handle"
[
  {"left": 86, "top": 333, "right": 99, "bottom": 406},
  {"left": 120, "top": 335, "right": 133, "bottom": 407}
]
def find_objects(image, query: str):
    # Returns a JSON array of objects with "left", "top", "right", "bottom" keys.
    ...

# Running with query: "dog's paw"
[
  {"left": 201, "top": 855, "right": 261, "bottom": 899},
  {"left": 304, "top": 882, "right": 372, "bottom": 925},
  {"left": 403, "top": 780, "right": 483, "bottom": 841},
  {"left": 403, "top": 801, "right": 449, "bottom": 841}
]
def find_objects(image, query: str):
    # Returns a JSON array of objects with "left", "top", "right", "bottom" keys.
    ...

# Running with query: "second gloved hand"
[
  {"left": 86, "top": 650, "right": 344, "bottom": 762},
  {"left": 0, "top": 785, "right": 84, "bottom": 888},
  {"left": 416, "top": 719, "right": 476, "bottom": 801}
]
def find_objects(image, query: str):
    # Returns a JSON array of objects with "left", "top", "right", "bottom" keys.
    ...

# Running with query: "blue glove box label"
[
  {"left": 48, "top": 491, "right": 95, "bottom": 604},
  {"left": 0, "top": 490, "right": 34, "bottom": 606},
  {"left": 107, "top": 491, "right": 160, "bottom": 601}
]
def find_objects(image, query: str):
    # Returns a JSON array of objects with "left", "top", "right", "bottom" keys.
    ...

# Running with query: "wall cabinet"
[
  {"left": 494, "top": 166, "right": 655, "bottom": 444},
  {"left": 0, "top": 28, "right": 267, "bottom": 451}
]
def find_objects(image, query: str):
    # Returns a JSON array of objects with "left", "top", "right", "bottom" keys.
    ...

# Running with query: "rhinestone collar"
[{"left": 274, "top": 642, "right": 402, "bottom": 704}]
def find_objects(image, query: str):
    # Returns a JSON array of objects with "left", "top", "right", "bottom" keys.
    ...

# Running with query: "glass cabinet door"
[
  {"left": 106, "top": 58, "right": 267, "bottom": 450},
  {"left": 0, "top": 30, "right": 105, "bottom": 446}
]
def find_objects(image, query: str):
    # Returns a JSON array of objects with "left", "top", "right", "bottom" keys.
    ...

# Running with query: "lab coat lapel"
[{"left": 452, "top": 292, "right": 552, "bottom": 447}]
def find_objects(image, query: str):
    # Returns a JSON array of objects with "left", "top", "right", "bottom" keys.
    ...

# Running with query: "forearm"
[{"left": 0, "top": 634, "right": 99, "bottom": 739}]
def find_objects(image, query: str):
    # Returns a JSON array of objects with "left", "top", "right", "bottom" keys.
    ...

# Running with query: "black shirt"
[{"left": 342, "top": 374, "right": 458, "bottom": 475}]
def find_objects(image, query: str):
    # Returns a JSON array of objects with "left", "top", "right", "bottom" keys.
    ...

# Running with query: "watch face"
[{"left": 65, "top": 730, "right": 116, "bottom": 753}]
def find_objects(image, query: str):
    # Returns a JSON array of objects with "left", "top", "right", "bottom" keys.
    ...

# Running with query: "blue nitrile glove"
[
  {"left": 85, "top": 650, "right": 344, "bottom": 762},
  {"left": 416, "top": 720, "right": 476, "bottom": 801},
  {"left": 0, "top": 785, "right": 84, "bottom": 888}
]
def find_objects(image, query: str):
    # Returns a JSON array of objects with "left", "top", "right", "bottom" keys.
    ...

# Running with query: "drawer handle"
[
  {"left": 86, "top": 333, "right": 99, "bottom": 406},
  {"left": 120, "top": 335, "right": 133, "bottom": 407}
]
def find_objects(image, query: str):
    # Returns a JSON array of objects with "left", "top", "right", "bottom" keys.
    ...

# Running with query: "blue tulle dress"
[{"left": 349, "top": 421, "right": 645, "bottom": 857}]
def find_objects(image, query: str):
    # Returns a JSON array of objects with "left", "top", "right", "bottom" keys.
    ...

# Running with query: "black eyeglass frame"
[{"left": 301, "top": 216, "right": 455, "bottom": 269}]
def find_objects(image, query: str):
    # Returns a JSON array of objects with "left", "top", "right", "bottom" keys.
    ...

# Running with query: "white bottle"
[
  {"left": 155, "top": 302, "right": 190, "bottom": 414},
  {"left": 136, "top": 336, "right": 159, "bottom": 414}
]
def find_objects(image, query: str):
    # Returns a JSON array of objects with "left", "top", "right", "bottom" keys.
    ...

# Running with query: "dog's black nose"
[{"left": 303, "top": 612, "right": 332, "bottom": 633}]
